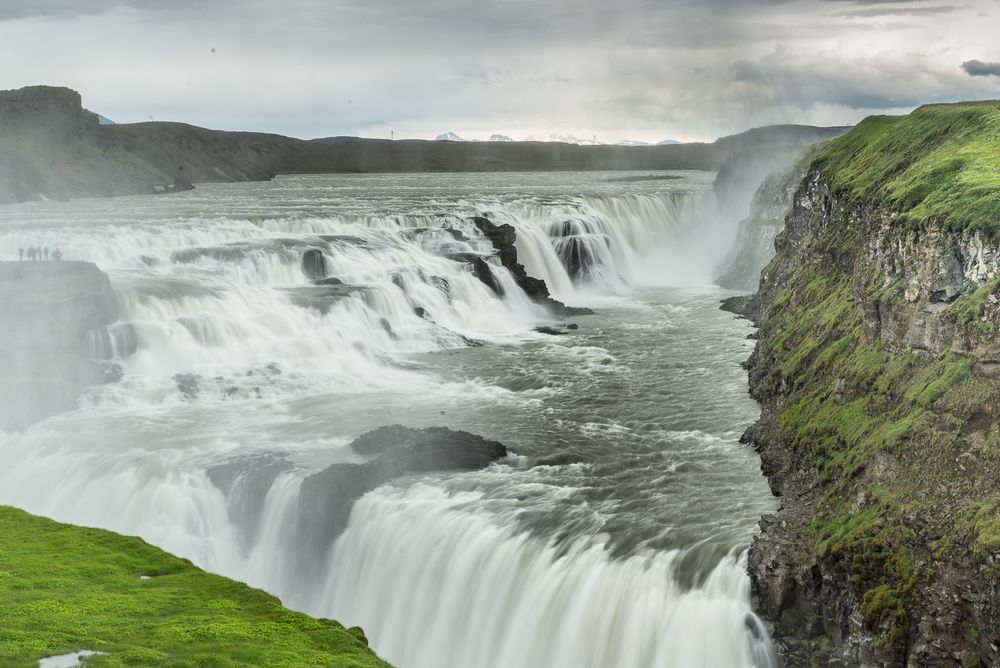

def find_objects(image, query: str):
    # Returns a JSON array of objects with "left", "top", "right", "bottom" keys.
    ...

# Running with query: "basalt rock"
[
  {"left": 740, "top": 107, "right": 1000, "bottom": 666},
  {"left": 469, "top": 216, "right": 594, "bottom": 317},
  {"left": 300, "top": 248, "right": 327, "bottom": 281},
  {"left": 297, "top": 425, "right": 508, "bottom": 552}
]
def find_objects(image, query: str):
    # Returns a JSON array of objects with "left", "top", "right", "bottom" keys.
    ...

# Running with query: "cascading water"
[{"left": 0, "top": 171, "right": 776, "bottom": 667}]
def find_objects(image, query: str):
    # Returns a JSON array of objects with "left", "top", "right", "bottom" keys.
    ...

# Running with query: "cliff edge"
[{"left": 738, "top": 101, "right": 1000, "bottom": 665}]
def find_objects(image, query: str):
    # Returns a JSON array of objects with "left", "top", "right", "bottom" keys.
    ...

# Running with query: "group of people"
[{"left": 19, "top": 245, "right": 62, "bottom": 261}]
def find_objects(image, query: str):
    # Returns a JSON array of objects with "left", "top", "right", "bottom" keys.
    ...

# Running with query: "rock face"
[
  {"left": 469, "top": 216, "right": 594, "bottom": 316},
  {"left": 0, "top": 261, "right": 119, "bottom": 429},
  {"left": 296, "top": 425, "right": 507, "bottom": 552},
  {"left": 716, "top": 157, "right": 810, "bottom": 291},
  {"left": 735, "top": 103, "right": 1000, "bottom": 667}
]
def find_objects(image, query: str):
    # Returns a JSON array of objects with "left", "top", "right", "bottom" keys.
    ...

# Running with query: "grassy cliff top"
[
  {"left": 0, "top": 506, "right": 391, "bottom": 667},
  {"left": 820, "top": 101, "right": 1000, "bottom": 233}
]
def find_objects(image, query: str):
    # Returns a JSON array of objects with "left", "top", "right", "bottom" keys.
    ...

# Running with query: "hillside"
[
  {"left": 0, "top": 505, "right": 390, "bottom": 667},
  {"left": 731, "top": 101, "right": 1000, "bottom": 665},
  {"left": 0, "top": 85, "right": 847, "bottom": 205}
]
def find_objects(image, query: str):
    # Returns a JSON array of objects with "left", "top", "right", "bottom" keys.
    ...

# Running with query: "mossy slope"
[
  {"left": 822, "top": 101, "right": 1000, "bottom": 234},
  {"left": 0, "top": 506, "right": 391, "bottom": 667},
  {"left": 745, "top": 100, "right": 1000, "bottom": 664}
]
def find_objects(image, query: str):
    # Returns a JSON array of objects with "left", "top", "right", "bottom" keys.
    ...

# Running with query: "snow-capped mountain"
[
  {"left": 430, "top": 131, "right": 678, "bottom": 145},
  {"left": 524, "top": 133, "right": 604, "bottom": 145}
]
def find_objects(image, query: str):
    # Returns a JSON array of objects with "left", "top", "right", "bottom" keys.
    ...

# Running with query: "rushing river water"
[{"left": 0, "top": 171, "right": 777, "bottom": 667}]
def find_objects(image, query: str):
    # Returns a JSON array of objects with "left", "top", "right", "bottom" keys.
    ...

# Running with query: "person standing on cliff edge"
[
  {"left": 43, "top": 246, "right": 49, "bottom": 261},
  {"left": 18, "top": 247, "right": 23, "bottom": 261}
]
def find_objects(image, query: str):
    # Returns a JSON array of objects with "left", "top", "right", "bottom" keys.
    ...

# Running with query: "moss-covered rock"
[
  {"left": 0, "top": 505, "right": 392, "bottom": 667},
  {"left": 740, "top": 101, "right": 1000, "bottom": 666}
]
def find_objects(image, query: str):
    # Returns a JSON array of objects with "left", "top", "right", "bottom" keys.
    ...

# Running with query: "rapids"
[{"left": 0, "top": 171, "right": 777, "bottom": 667}]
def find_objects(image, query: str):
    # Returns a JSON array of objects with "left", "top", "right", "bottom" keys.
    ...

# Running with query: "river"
[{"left": 0, "top": 171, "right": 777, "bottom": 667}]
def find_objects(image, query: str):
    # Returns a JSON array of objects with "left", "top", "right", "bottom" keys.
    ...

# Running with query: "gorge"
[{"left": 2, "top": 86, "right": 1000, "bottom": 668}]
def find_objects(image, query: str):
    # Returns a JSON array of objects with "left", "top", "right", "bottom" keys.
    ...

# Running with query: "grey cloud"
[
  {"left": 962, "top": 60, "right": 1000, "bottom": 77},
  {"left": 835, "top": 4, "right": 967, "bottom": 16}
]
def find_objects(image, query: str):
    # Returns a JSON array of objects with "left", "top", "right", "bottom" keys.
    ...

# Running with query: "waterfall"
[{"left": 0, "top": 172, "right": 775, "bottom": 668}]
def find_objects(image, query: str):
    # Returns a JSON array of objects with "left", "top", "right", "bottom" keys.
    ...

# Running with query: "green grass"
[
  {"left": 0, "top": 506, "right": 391, "bottom": 667},
  {"left": 820, "top": 101, "right": 1000, "bottom": 234}
]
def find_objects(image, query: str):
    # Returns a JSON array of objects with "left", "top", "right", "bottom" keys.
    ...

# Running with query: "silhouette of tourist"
[
  {"left": 18, "top": 247, "right": 24, "bottom": 261},
  {"left": 27, "top": 245, "right": 35, "bottom": 261},
  {"left": 52, "top": 248, "right": 62, "bottom": 261},
  {"left": 43, "top": 246, "right": 49, "bottom": 261}
]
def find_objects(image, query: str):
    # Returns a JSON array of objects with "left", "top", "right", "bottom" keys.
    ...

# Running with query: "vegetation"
[
  {"left": 0, "top": 506, "right": 391, "bottom": 667},
  {"left": 755, "top": 109, "right": 1000, "bottom": 642},
  {"left": 820, "top": 101, "right": 1000, "bottom": 234}
]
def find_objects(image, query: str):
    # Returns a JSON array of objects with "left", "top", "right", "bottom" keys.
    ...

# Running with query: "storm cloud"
[
  {"left": 962, "top": 60, "right": 1000, "bottom": 77},
  {"left": 1, "top": 0, "right": 998, "bottom": 141}
]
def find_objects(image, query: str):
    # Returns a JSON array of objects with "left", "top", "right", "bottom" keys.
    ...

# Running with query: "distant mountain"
[
  {"left": 657, "top": 139, "right": 680, "bottom": 145},
  {"left": 434, "top": 132, "right": 465, "bottom": 141},
  {"left": 524, "top": 133, "right": 604, "bottom": 145},
  {"left": 489, "top": 134, "right": 513, "bottom": 142},
  {"left": 618, "top": 140, "right": 651, "bottom": 147},
  {"left": 0, "top": 85, "right": 852, "bottom": 205}
]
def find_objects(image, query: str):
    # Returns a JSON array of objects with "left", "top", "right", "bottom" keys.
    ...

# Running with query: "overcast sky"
[{"left": 2, "top": 0, "right": 999, "bottom": 142}]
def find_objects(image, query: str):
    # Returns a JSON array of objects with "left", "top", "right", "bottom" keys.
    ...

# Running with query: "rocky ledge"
[
  {"left": 0, "top": 261, "right": 122, "bottom": 429},
  {"left": 209, "top": 425, "right": 509, "bottom": 559},
  {"left": 726, "top": 102, "right": 1000, "bottom": 666}
]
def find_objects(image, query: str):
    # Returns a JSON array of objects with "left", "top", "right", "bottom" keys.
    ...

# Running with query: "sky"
[{"left": 1, "top": 0, "right": 999, "bottom": 142}]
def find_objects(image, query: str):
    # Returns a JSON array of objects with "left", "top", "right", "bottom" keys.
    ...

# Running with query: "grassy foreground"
[
  {"left": 822, "top": 101, "right": 1000, "bottom": 234},
  {"left": 0, "top": 506, "right": 391, "bottom": 667}
]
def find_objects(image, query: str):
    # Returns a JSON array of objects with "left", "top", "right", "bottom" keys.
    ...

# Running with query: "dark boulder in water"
[
  {"left": 297, "top": 425, "right": 508, "bottom": 551},
  {"left": 349, "top": 424, "right": 507, "bottom": 466},
  {"left": 313, "top": 276, "right": 344, "bottom": 286},
  {"left": 301, "top": 248, "right": 327, "bottom": 281},
  {"left": 534, "top": 326, "right": 568, "bottom": 336}
]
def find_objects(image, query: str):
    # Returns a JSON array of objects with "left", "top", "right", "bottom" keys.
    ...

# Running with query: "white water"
[{"left": 0, "top": 171, "right": 776, "bottom": 667}]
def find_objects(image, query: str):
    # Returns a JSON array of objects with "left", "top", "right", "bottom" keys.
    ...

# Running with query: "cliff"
[
  {"left": 0, "top": 505, "right": 390, "bottom": 667},
  {"left": 715, "top": 151, "right": 814, "bottom": 291},
  {"left": 0, "top": 85, "right": 847, "bottom": 204},
  {"left": 735, "top": 101, "right": 1000, "bottom": 665},
  {"left": 0, "top": 261, "right": 123, "bottom": 430}
]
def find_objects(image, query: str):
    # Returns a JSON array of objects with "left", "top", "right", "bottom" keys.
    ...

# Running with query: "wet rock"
[
  {"left": 173, "top": 373, "right": 201, "bottom": 400},
  {"left": 313, "top": 276, "right": 344, "bottom": 286},
  {"left": 300, "top": 248, "right": 327, "bottom": 280},
  {"left": 413, "top": 306, "right": 428, "bottom": 319},
  {"left": 0, "top": 261, "right": 121, "bottom": 430},
  {"left": 297, "top": 425, "right": 508, "bottom": 551},
  {"left": 379, "top": 317, "right": 397, "bottom": 339},
  {"left": 446, "top": 252, "right": 504, "bottom": 296},
  {"left": 207, "top": 454, "right": 293, "bottom": 550},
  {"left": 469, "top": 216, "right": 594, "bottom": 317},
  {"left": 101, "top": 362, "right": 125, "bottom": 383},
  {"left": 566, "top": 323, "right": 579, "bottom": 330},
  {"left": 282, "top": 285, "right": 371, "bottom": 315},
  {"left": 534, "top": 326, "right": 567, "bottom": 336}
]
